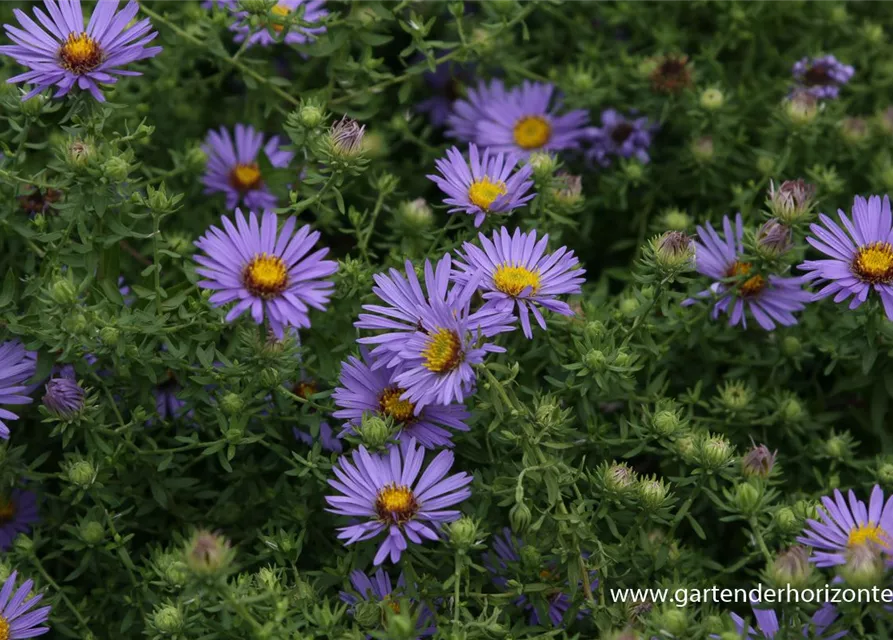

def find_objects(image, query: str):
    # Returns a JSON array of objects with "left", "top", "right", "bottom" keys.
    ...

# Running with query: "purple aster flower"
[
  {"left": 797, "top": 485, "right": 893, "bottom": 567},
  {"left": 483, "top": 528, "right": 599, "bottom": 628},
  {"left": 0, "top": 341, "right": 37, "bottom": 440},
  {"left": 194, "top": 209, "right": 338, "bottom": 338},
  {"left": 340, "top": 568, "right": 435, "bottom": 637},
  {"left": 584, "top": 109, "right": 656, "bottom": 168},
  {"left": 153, "top": 373, "right": 189, "bottom": 422},
  {"left": 201, "top": 0, "right": 236, "bottom": 8},
  {"left": 471, "top": 81, "right": 590, "bottom": 157},
  {"left": 0, "top": 570, "right": 52, "bottom": 638},
  {"left": 798, "top": 195, "right": 893, "bottom": 320},
  {"left": 447, "top": 79, "right": 509, "bottom": 142},
  {"left": 229, "top": 0, "right": 327, "bottom": 49},
  {"left": 792, "top": 55, "right": 854, "bottom": 100},
  {"left": 332, "top": 349, "right": 470, "bottom": 449},
  {"left": 427, "top": 144, "right": 535, "bottom": 228},
  {"left": 455, "top": 227, "right": 585, "bottom": 338},
  {"left": 416, "top": 56, "right": 473, "bottom": 128},
  {"left": 201, "top": 124, "right": 294, "bottom": 211},
  {"left": 0, "top": 488, "right": 39, "bottom": 550},
  {"left": 325, "top": 438, "right": 472, "bottom": 565},
  {"left": 42, "top": 376, "right": 85, "bottom": 419},
  {"left": 682, "top": 213, "right": 811, "bottom": 330},
  {"left": 293, "top": 421, "right": 343, "bottom": 453},
  {"left": 0, "top": 0, "right": 162, "bottom": 102},
  {"left": 715, "top": 604, "right": 846, "bottom": 639}
]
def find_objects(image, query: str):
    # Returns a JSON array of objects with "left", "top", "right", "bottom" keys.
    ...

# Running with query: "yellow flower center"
[
  {"left": 59, "top": 32, "right": 103, "bottom": 74},
  {"left": 375, "top": 483, "right": 418, "bottom": 523},
  {"left": 493, "top": 264, "right": 541, "bottom": 297},
  {"left": 727, "top": 261, "right": 765, "bottom": 297},
  {"left": 379, "top": 387, "right": 415, "bottom": 424},
  {"left": 0, "top": 498, "right": 14, "bottom": 524},
  {"left": 0, "top": 615, "right": 8, "bottom": 640},
  {"left": 270, "top": 3, "right": 291, "bottom": 33},
  {"left": 513, "top": 115, "right": 552, "bottom": 150},
  {"left": 848, "top": 524, "right": 890, "bottom": 548},
  {"left": 422, "top": 328, "right": 463, "bottom": 373},
  {"left": 243, "top": 253, "right": 288, "bottom": 298},
  {"left": 853, "top": 242, "right": 893, "bottom": 284},
  {"left": 386, "top": 598, "right": 401, "bottom": 615},
  {"left": 468, "top": 177, "right": 507, "bottom": 211},
  {"left": 229, "top": 163, "right": 263, "bottom": 192}
]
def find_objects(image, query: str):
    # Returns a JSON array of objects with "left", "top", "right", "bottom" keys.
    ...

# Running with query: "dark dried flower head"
[
  {"left": 18, "top": 187, "right": 62, "bottom": 216},
  {"left": 742, "top": 443, "right": 777, "bottom": 477},
  {"left": 650, "top": 54, "right": 692, "bottom": 94},
  {"left": 43, "top": 377, "right": 85, "bottom": 419},
  {"left": 756, "top": 219, "right": 793, "bottom": 257},
  {"left": 767, "top": 179, "right": 816, "bottom": 223},
  {"left": 330, "top": 116, "right": 366, "bottom": 157}
]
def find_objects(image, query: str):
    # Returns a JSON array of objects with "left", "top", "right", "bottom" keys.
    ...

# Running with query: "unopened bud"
[
  {"left": 774, "top": 507, "right": 799, "bottom": 534},
  {"left": 220, "top": 392, "right": 244, "bottom": 416},
  {"left": 527, "top": 152, "right": 556, "bottom": 181},
  {"left": 102, "top": 156, "right": 130, "bottom": 182},
  {"left": 767, "top": 179, "right": 816, "bottom": 224},
  {"left": 152, "top": 605, "right": 183, "bottom": 635},
  {"left": 768, "top": 546, "right": 813, "bottom": 589},
  {"left": 357, "top": 415, "right": 392, "bottom": 449},
  {"left": 79, "top": 520, "right": 105, "bottom": 545},
  {"left": 353, "top": 600, "right": 381, "bottom": 629},
  {"left": 718, "top": 380, "right": 753, "bottom": 412},
  {"left": 184, "top": 529, "right": 233, "bottom": 577},
  {"left": 397, "top": 198, "right": 433, "bottom": 230},
  {"left": 584, "top": 349, "right": 607, "bottom": 372},
  {"left": 742, "top": 444, "right": 777, "bottom": 478},
  {"left": 99, "top": 326, "right": 120, "bottom": 346},
  {"left": 841, "top": 117, "right": 869, "bottom": 144},
  {"left": 509, "top": 501, "right": 532, "bottom": 534},
  {"left": 660, "top": 208, "right": 692, "bottom": 231},
  {"left": 67, "top": 459, "right": 96, "bottom": 488},
  {"left": 785, "top": 90, "right": 818, "bottom": 125},
  {"left": 638, "top": 476, "right": 671, "bottom": 509},
  {"left": 699, "top": 87, "right": 725, "bottom": 110},
  {"left": 756, "top": 220, "right": 792, "bottom": 258},
  {"left": 49, "top": 277, "right": 78, "bottom": 305},
  {"left": 838, "top": 543, "right": 885, "bottom": 589},
  {"left": 651, "top": 231, "right": 694, "bottom": 271},
  {"left": 691, "top": 136, "right": 714, "bottom": 163},
  {"left": 298, "top": 103, "right": 325, "bottom": 128},
  {"left": 698, "top": 434, "right": 733, "bottom": 470},
  {"left": 448, "top": 516, "right": 478, "bottom": 550},
  {"left": 734, "top": 483, "right": 760, "bottom": 515},
  {"left": 329, "top": 116, "right": 366, "bottom": 158}
]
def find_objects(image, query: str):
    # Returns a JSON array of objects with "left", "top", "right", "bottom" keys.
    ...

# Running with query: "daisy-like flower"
[
  {"left": 0, "top": 570, "right": 52, "bottom": 638},
  {"left": 332, "top": 349, "right": 470, "bottom": 449},
  {"left": 473, "top": 81, "right": 590, "bottom": 157},
  {"left": 293, "top": 421, "right": 343, "bottom": 454},
  {"left": 584, "top": 109, "right": 656, "bottom": 167},
  {"left": 0, "top": 341, "right": 37, "bottom": 440},
  {"left": 0, "top": 488, "right": 39, "bottom": 550},
  {"left": 798, "top": 195, "right": 893, "bottom": 320},
  {"left": 683, "top": 213, "right": 811, "bottom": 330},
  {"left": 715, "top": 604, "right": 846, "bottom": 640},
  {"left": 455, "top": 227, "right": 585, "bottom": 339},
  {"left": 325, "top": 438, "right": 472, "bottom": 565},
  {"left": 483, "top": 528, "right": 599, "bottom": 628},
  {"left": 792, "top": 55, "right": 854, "bottom": 100},
  {"left": 201, "top": 124, "right": 294, "bottom": 211},
  {"left": 416, "top": 56, "right": 473, "bottom": 128},
  {"left": 0, "top": 0, "right": 162, "bottom": 102},
  {"left": 446, "top": 79, "right": 509, "bottom": 142},
  {"left": 194, "top": 209, "right": 338, "bottom": 338},
  {"left": 339, "top": 568, "right": 435, "bottom": 637},
  {"left": 428, "top": 144, "right": 535, "bottom": 228},
  {"left": 229, "top": 0, "right": 327, "bottom": 49},
  {"left": 797, "top": 485, "right": 893, "bottom": 567}
]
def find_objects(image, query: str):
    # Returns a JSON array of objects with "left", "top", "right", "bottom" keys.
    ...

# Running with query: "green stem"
[
  {"left": 31, "top": 554, "right": 91, "bottom": 631},
  {"left": 453, "top": 552, "right": 462, "bottom": 625},
  {"left": 750, "top": 517, "right": 773, "bottom": 562}
]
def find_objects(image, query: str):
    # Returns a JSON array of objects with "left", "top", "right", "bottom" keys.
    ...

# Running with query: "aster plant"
[
  {"left": 791, "top": 55, "right": 854, "bottom": 100},
  {"left": 339, "top": 568, "right": 435, "bottom": 636},
  {"left": 0, "top": 571, "right": 51, "bottom": 638},
  {"left": 0, "top": 488, "right": 39, "bottom": 550},
  {"left": 0, "top": 341, "right": 36, "bottom": 440}
]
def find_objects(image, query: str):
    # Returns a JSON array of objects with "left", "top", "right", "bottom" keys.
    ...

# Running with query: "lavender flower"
[
  {"left": 798, "top": 195, "right": 893, "bottom": 321},
  {"left": 325, "top": 438, "right": 472, "bottom": 565},
  {"left": 340, "top": 568, "right": 435, "bottom": 636},
  {"left": 201, "top": 124, "right": 294, "bottom": 211},
  {"left": 455, "top": 227, "right": 585, "bottom": 338},
  {"left": 416, "top": 57, "right": 473, "bottom": 128},
  {"left": 0, "top": 570, "right": 52, "bottom": 638},
  {"left": 683, "top": 213, "right": 811, "bottom": 330},
  {"left": 0, "top": 341, "right": 37, "bottom": 440},
  {"left": 792, "top": 55, "right": 854, "bottom": 100},
  {"left": 0, "top": 0, "right": 162, "bottom": 102},
  {"left": 427, "top": 144, "right": 535, "bottom": 227},
  {"left": 293, "top": 421, "right": 343, "bottom": 454},
  {"left": 194, "top": 209, "right": 338, "bottom": 338},
  {"left": 332, "top": 349, "right": 470, "bottom": 449},
  {"left": 584, "top": 109, "right": 656, "bottom": 167},
  {"left": 229, "top": 0, "right": 327, "bottom": 48},
  {"left": 447, "top": 79, "right": 509, "bottom": 142},
  {"left": 153, "top": 374, "right": 189, "bottom": 422},
  {"left": 42, "top": 376, "right": 85, "bottom": 418},
  {"left": 717, "top": 604, "right": 846, "bottom": 639},
  {"left": 0, "top": 488, "right": 39, "bottom": 550},
  {"left": 797, "top": 485, "right": 893, "bottom": 567},
  {"left": 201, "top": 0, "right": 236, "bottom": 8}
]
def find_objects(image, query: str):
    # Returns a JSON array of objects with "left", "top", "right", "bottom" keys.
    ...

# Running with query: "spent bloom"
[
  {"left": 797, "top": 485, "right": 893, "bottom": 567},
  {"left": 0, "top": 0, "right": 162, "bottom": 102},
  {"left": 0, "top": 488, "right": 39, "bottom": 551},
  {"left": 584, "top": 109, "right": 656, "bottom": 167},
  {"left": 455, "top": 227, "right": 585, "bottom": 338},
  {"left": 229, "top": 0, "right": 327, "bottom": 48},
  {"left": 0, "top": 570, "right": 52, "bottom": 638},
  {"left": 325, "top": 438, "right": 472, "bottom": 565},
  {"left": 717, "top": 604, "right": 846, "bottom": 640},
  {"left": 683, "top": 213, "right": 811, "bottom": 330},
  {"left": 194, "top": 209, "right": 338, "bottom": 338},
  {"left": 798, "top": 195, "right": 893, "bottom": 320},
  {"left": 791, "top": 55, "right": 854, "bottom": 100},
  {"left": 0, "top": 341, "right": 37, "bottom": 440},
  {"left": 332, "top": 349, "right": 470, "bottom": 449},
  {"left": 201, "top": 124, "right": 294, "bottom": 211},
  {"left": 648, "top": 54, "right": 693, "bottom": 94},
  {"left": 428, "top": 144, "right": 535, "bottom": 228},
  {"left": 42, "top": 376, "right": 85, "bottom": 419},
  {"left": 339, "top": 568, "right": 435, "bottom": 635}
]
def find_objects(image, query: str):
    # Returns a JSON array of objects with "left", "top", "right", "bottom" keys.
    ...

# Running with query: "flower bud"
[
  {"left": 184, "top": 529, "right": 233, "bottom": 577},
  {"left": 784, "top": 90, "right": 818, "bottom": 125},
  {"left": 674, "top": 435, "right": 698, "bottom": 462},
  {"left": 48, "top": 277, "right": 78, "bottom": 305},
  {"left": 66, "top": 138, "right": 93, "bottom": 168},
  {"left": 878, "top": 463, "right": 893, "bottom": 486},
  {"left": 638, "top": 476, "right": 671, "bottom": 510},
  {"left": 603, "top": 462, "right": 638, "bottom": 495},
  {"left": 259, "top": 367, "right": 281, "bottom": 388},
  {"left": 841, "top": 117, "right": 869, "bottom": 144},
  {"left": 102, "top": 156, "right": 130, "bottom": 182},
  {"left": 718, "top": 380, "right": 753, "bottom": 412},
  {"left": 185, "top": 146, "right": 207, "bottom": 170},
  {"left": 99, "top": 326, "right": 119, "bottom": 346},
  {"left": 690, "top": 136, "right": 714, "bottom": 163},
  {"left": 519, "top": 545, "right": 542, "bottom": 572},
  {"left": 838, "top": 543, "right": 885, "bottom": 589},
  {"left": 584, "top": 321, "right": 605, "bottom": 341},
  {"left": 152, "top": 605, "right": 183, "bottom": 635},
  {"left": 448, "top": 516, "right": 478, "bottom": 550},
  {"left": 659, "top": 208, "right": 692, "bottom": 231},
  {"left": 651, "top": 408, "right": 682, "bottom": 437},
  {"left": 658, "top": 608, "right": 688, "bottom": 635},
  {"left": 878, "top": 106, "right": 893, "bottom": 135},
  {"left": 527, "top": 151, "right": 556, "bottom": 181},
  {"left": 698, "top": 434, "right": 733, "bottom": 470},
  {"left": 43, "top": 377, "right": 86, "bottom": 419},
  {"left": 767, "top": 546, "right": 813, "bottom": 589},
  {"left": 824, "top": 433, "right": 852, "bottom": 460},
  {"left": 756, "top": 220, "right": 792, "bottom": 258},
  {"left": 618, "top": 297, "right": 640, "bottom": 316},
  {"left": 79, "top": 520, "right": 105, "bottom": 545},
  {"left": 774, "top": 507, "right": 799, "bottom": 534},
  {"left": 552, "top": 172, "right": 583, "bottom": 206},
  {"left": 734, "top": 482, "right": 760, "bottom": 515},
  {"left": 13, "top": 536, "right": 33, "bottom": 554},
  {"left": 329, "top": 116, "right": 366, "bottom": 158},
  {"left": 651, "top": 231, "right": 694, "bottom": 272},
  {"left": 386, "top": 609, "right": 415, "bottom": 639},
  {"left": 741, "top": 444, "right": 776, "bottom": 478},
  {"left": 509, "top": 501, "right": 533, "bottom": 534},
  {"left": 147, "top": 184, "right": 175, "bottom": 212},
  {"left": 357, "top": 415, "right": 392, "bottom": 449},
  {"left": 584, "top": 349, "right": 609, "bottom": 373},
  {"left": 781, "top": 336, "right": 802, "bottom": 357},
  {"left": 767, "top": 179, "right": 816, "bottom": 224},
  {"left": 20, "top": 94, "right": 46, "bottom": 117},
  {"left": 67, "top": 459, "right": 96, "bottom": 488},
  {"left": 298, "top": 103, "right": 325, "bottom": 128},
  {"left": 353, "top": 600, "right": 381, "bottom": 629},
  {"left": 220, "top": 392, "right": 244, "bottom": 416},
  {"left": 699, "top": 87, "right": 725, "bottom": 110},
  {"left": 779, "top": 395, "right": 805, "bottom": 422}
]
